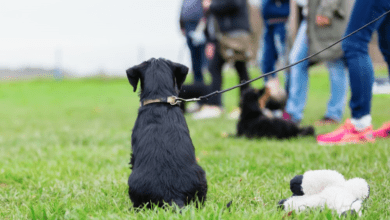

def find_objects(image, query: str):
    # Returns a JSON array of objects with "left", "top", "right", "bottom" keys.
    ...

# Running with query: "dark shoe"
[{"left": 315, "top": 117, "right": 338, "bottom": 126}]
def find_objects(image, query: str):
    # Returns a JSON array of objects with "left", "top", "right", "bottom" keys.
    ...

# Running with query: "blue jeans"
[
  {"left": 185, "top": 22, "right": 206, "bottom": 83},
  {"left": 260, "top": 22, "right": 287, "bottom": 81},
  {"left": 342, "top": 0, "right": 390, "bottom": 119},
  {"left": 286, "top": 20, "right": 347, "bottom": 122}
]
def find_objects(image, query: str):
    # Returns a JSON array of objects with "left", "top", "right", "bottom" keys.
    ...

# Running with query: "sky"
[{"left": 0, "top": 0, "right": 189, "bottom": 75}]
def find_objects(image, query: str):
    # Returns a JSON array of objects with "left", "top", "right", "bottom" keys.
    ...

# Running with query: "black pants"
[{"left": 207, "top": 44, "right": 250, "bottom": 106}]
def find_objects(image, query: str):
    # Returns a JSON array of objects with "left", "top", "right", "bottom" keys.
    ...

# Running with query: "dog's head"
[
  {"left": 126, "top": 58, "right": 189, "bottom": 100},
  {"left": 240, "top": 88, "right": 264, "bottom": 114},
  {"left": 240, "top": 87, "right": 285, "bottom": 114}
]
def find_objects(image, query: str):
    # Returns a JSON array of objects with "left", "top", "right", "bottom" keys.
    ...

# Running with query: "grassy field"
[{"left": 1, "top": 67, "right": 389, "bottom": 219}]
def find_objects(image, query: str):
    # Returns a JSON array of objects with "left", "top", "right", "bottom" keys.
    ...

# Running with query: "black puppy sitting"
[
  {"left": 126, "top": 58, "right": 207, "bottom": 209},
  {"left": 237, "top": 88, "right": 315, "bottom": 139}
]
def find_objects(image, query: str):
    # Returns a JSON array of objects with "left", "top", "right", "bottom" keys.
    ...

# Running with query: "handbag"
[
  {"left": 212, "top": 0, "right": 253, "bottom": 62},
  {"left": 218, "top": 32, "right": 252, "bottom": 62}
]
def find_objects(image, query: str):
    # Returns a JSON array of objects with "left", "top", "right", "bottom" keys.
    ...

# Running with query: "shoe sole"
[{"left": 317, "top": 139, "right": 375, "bottom": 146}]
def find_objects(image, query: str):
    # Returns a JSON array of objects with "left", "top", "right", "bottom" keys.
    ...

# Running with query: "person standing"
[
  {"left": 284, "top": 0, "right": 350, "bottom": 125},
  {"left": 192, "top": 0, "right": 252, "bottom": 119},
  {"left": 259, "top": 0, "right": 289, "bottom": 100},
  {"left": 180, "top": 0, "right": 206, "bottom": 84},
  {"left": 317, "top": 0, "right": 390, "bottom": 145}
]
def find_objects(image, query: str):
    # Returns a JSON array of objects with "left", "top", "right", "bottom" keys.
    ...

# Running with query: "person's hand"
[
  {"left": 205, "top": 43, "right": 215, "bottom": 60},
  {"left": 189, "top": 31, "right": 206, "bottom": 46},
  {"left": 202, "top": 0, "right": 211, "bottom": 11},
  {"left": 316, "top": 15, "right": 331, "bottom": 26}
]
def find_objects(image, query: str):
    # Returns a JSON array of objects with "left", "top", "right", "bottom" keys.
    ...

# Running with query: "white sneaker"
[
  {"left": 192, "top": 105, "right": 223, "bottom": 120},
  {"left": 186, "top": 102, "right": 201, "bottom": 113}
]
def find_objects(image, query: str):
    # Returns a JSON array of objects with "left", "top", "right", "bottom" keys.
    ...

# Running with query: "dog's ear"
[
  {"left": 167, "top": 60, "right": 189, "bottom": 90},
  {"left": 126, "top": 62, "right": 146, "bottom": 92}
]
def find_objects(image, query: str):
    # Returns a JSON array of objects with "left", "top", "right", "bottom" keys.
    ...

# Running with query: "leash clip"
[
  {"left": 168, "top": 96, "right": 182, "bottom": 105},
  {"left": 170, "top": 96, "right": 201, "bottom": 105}
]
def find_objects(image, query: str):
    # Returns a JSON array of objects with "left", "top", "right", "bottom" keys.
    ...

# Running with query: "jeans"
[
  {"left": 185, "top": 22, "right": 206, "bottom": 83},
  {"left": 260, "top": 22, "right": 287, "bottom": 81},
  {"left": 342, "top": 0, "right": 390, "bottom": 119},
  {"left": 286, "top": 20, "right": 347, "bottom": 122}
]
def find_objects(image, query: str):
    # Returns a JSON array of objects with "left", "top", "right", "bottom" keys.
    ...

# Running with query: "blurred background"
[
  {"left": 0, "top": 0, "right": 385, "bottom": 80},
  {"left": 0, "top": 0, "right": 200, "bottom": 78}
]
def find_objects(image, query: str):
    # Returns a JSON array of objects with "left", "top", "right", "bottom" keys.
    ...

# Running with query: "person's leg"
[
  {"left": 317, "top": 0, "right": 389, "bottom": 144},
  {"left": 324, "top": 59, "right": 347, "bottom": 122},
  {"left": 285, "top": 20, "right": 309, "bottom": 123},
  {"left": 234, "top": 61, "right": 250, "bottom": 97},
  {"left": 274, "top": 22, "right": 287, "bottom": 68},
  {"left": 192, "top": 43, "right": 224, "bottom": 119},
  {"left": 185, "top": 22, "right": 204, "bottom": 84},
  {"left": 190, "top": 42, "right": 205, "bottom": 83},
  {"left": 274, "top": 22, "right": 289, "bottom": 90},
  {"left": 207, "top": 44, "right": 225, "bottom": 107},
  {"left": 261, "top": 23, "right": 278, "bottom": 80},
  {"left": 225, "top": 60, "right": 250, "bottom": 119},
  {"left": 377, "top": 13, "right": 390, "bottom": 76},
  {"left": 372, "top": 13, "right": 390, "bottom": 138},
  {"left": 342, "top": 0, "right": 388, "bottom": 125}
]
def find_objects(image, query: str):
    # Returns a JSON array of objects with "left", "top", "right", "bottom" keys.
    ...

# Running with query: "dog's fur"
[
  {"left": 126, "top": 58, "right": 207, "bottom": 208},
  {"left": 237, "top": 88, "right": 315, "bottom": 139}
]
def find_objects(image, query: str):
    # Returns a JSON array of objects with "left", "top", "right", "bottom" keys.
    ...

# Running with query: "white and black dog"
[{"left": 126, "top": 58, "right": 207, "bottom": 208}]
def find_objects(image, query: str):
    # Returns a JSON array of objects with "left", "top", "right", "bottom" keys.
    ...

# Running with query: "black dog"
[
  {"left": 126, "top": 58, "right": 207, "bottom": 208},
  {"left": 237, "top": 88, "right": 315, "bottom": 139}
]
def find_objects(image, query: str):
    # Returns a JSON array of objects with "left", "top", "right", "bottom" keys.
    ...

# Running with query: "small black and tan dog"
[
  {"left": 237, "top": 88, "right": 315, "bottom": 139},
  {"left": 126, "top": 58, "right": 207, "bottom": 208}
]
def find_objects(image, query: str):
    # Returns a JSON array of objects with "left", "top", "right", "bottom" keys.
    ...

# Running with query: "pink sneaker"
[
  {"left": 317, "top": 119, "right": 375, "bottom": 145},
  {"left": 373, "top": 122, "right": 390, "bottom": 138},
  {"left": 316, "top": 119, "right": 353, "bottom": 139}
]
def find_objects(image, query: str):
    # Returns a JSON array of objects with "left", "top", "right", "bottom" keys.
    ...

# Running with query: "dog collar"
[{"left": 140, "top": 96, "right": 181, "bottom": 107}]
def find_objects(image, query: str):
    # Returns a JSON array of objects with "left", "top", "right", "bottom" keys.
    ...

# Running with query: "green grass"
[{"left": 0, "top": 68, "right": 389, "bottom": 219}]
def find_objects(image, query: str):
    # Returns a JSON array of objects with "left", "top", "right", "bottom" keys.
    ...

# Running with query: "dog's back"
[
  {"left": 126, "top": 58, "right": 207, "bottom": 208},
  {"left": 129, "top": 105, "right": 207, "bottom": 208}
]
